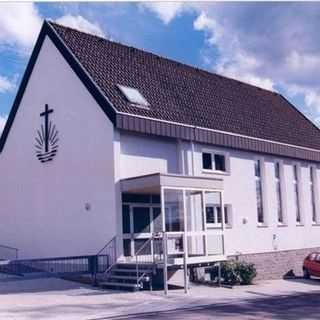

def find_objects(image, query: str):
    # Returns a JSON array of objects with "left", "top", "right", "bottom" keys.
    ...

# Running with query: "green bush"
[{"left": 210, "top": 261, "right": 257, "bottom": 285}]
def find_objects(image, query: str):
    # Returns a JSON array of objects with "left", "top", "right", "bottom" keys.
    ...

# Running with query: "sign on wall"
[{"left": 35, "top": 104, "right": 59, "bottom": 163}]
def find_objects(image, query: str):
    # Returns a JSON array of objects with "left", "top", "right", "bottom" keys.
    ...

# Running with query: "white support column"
[
  {"left": 220, "top": 191, "right": 226, "bottom": 256},
  {"left": 182, "top": 189, "right": 188, "bottom": 294},
  {"left": 191, "top": 141, "right": 195, "bottom": 176},
  {"left": 161, "top": 187, "right": 168, "bottom": 295},
  {"left": 149, "top": 207, "right": 154, "bottom": 257},
  {"left": 202, "top": 191, "right": 208, "bottom": 256},
  {"left": 129, "top": 206, "right": 134, "bottom": 257},
  {"left": 313, "top": 167, "right": 320, "bottom": 224}
]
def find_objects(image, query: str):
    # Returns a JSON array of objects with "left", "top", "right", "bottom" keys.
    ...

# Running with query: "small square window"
[
  {"left": 117, "top": 85, "right": 150, "bottom": 108},
  {"left": 206, "top": 205, "right": 231, "bottom": 226},
  {"left": 202, "top": 153, "right": 213, "bottom": 170}
]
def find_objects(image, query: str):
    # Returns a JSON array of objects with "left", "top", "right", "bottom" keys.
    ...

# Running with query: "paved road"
[
  {"left": 0, "top": 277, "right": 319, "bottom": 319},
  {"left": 98, "top": 290, "right": 320, "bottom": 320}
]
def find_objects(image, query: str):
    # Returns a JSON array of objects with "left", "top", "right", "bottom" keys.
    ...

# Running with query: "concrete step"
[
  {"left": 112, "top": 268, "right": 152, "bottom": 274},
  {"left": 107, "top": 275, "right": 150, "bottom": 282},
  {"left": 99, "top": 281, "right": 140, "bottom": 291},
  {"left": 116, "top": 263, "right": 154, "bottom": 269}
]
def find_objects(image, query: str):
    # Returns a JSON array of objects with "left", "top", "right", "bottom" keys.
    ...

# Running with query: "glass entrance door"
[{"left": 122, "top": 203, "right": 160, "bottom": 257}]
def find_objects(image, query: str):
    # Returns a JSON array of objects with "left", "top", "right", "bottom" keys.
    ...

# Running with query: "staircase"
[
  {"left": 97, "top": 235, "right": 162, "bottom": 291},
  {"left": 99, "top": 263, "right": 154, "bottom": 291}
]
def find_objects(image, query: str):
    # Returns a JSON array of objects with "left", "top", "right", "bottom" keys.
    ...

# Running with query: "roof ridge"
[{"left": 48, "top": 20, "right": 280, "bottom": 97}]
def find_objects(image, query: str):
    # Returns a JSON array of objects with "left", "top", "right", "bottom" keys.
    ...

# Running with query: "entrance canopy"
[
  {"left": 121, "top": 173, "right": 226, "bottom": 294},
  {"left": 121, "top": 173, "right": 226, "bottom": 262},
  {"left": 121, "top": 173, "right": 223, "bottom": 194}
]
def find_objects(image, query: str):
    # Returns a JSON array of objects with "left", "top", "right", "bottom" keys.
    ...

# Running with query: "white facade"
[
  {"left": 0, "top": 33, "right": 319, "bottom": 261},
  {"left": 0, "top": 36, "right": 117, "bottom": 259},
  {"left": 118, "top": 132, "right": 320, "bottom": 256}
]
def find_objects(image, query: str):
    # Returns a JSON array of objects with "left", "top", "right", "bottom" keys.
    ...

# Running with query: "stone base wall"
[{"left": 229, "top": 247, "right": 320, "bottom": 280}]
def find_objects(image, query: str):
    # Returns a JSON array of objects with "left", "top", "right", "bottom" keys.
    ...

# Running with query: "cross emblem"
[
  {"left": 35, "top": 104, "right": 59, "bottom": 163},
  {"left": 40, "top": 104, "right": 54, "bottom": 152}
]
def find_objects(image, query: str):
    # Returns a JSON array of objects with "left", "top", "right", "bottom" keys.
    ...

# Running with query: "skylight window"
[{"left": 117, "top": 85, "right": 150, "bottom": 108}]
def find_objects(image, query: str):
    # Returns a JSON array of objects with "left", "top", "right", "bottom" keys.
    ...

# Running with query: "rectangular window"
[
  {"left": 275, "top": 163, "right": 284, "bottom": 224},
  {"left": 255, "top": 159, "right": 264, "bottom": 224},
  {"left": 202, "top": 152, "right": 213, "bottom": 170},
  {"left": 205, "top": 205, "right": 231, "bottom": 226},
  {"left": 122, "top": 205, "right": 131, "bottom": 234},
  {"left": 214, "top": 154, "right": 226, "bottom": 171},
  {"left": 202, "top": 151, "right": 228, "bottom": 173},
  {"left": 133, "top": 207, "right": 150, "bottom": 233},
  {"left": 293, "top": 165, "right": 301, "bottom": 224},
  {"left": 310, "top": 167, "right": 317, "bottom": 224}
]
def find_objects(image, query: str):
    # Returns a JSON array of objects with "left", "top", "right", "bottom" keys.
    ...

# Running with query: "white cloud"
[
  {"left": 140, "top": 2, "right": 189, "bottom": 24},
  {"left": 0, "top": 115, "right": 7, "bottom": 134},
  {"left": 0, "top": 3, "right": 42, "bottom": 50},
  {"left": 55, "top": 15, "right": 105, "bottom": 37},
  {"left": 0, "top": 75, "right": 15, "bottom": 93},
  {"left": 193, "top": 12, "right": 223, "bottom": 45},
  {"left": 287, "top": 84, "right": 320, "bottom": 112},
  {"left": 193, "top": 10, "right": 275, "bottom": 91}
]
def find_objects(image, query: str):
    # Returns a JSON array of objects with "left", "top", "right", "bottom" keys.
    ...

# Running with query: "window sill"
[
  {"left": 257, "top": 224, "right": 268, "bottom": 228},
  {"left": 207, "top": 224, "right": 232, "bottom": 229},
  {"left": 312, "top": 223, "right": 320, "bottom": 226},
  {"left": 202, "top": 169, "right": 230, "bottom": 176},
  {"left": 296, "top": 223, "right": 304, "bottom": 227},
  {"left": 277, "top": 223, "right": 288, "bottom": 227}
]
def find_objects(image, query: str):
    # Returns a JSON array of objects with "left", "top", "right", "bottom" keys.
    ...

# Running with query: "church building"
[{"left": 1, "top": 21, "right": 320, "bottom": 284}]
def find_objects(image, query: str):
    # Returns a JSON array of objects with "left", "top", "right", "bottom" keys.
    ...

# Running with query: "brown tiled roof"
[{"left": 50, "top": 22, "right": 320, "bottom": 150}]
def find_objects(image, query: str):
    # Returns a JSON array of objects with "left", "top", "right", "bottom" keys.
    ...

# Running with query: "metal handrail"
[
  {"left": 0, "top": 244, "right": 18, "bottom": 260},
  {"left": 134, "top": 233, "right": 164, "bottom": 289},
  {"left": 95, "top": 236, "right": 117, "bottom": 284},
  {"left": 97, "top": 236, "right": 116, "bottom": 256},
  {"left": 135, "top": 236, "right": 154, "bottom": 288}
]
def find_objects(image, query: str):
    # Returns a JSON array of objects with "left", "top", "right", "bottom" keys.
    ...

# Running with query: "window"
[
  {"left": 255, "top": 159, "right": 264, "bottom": 224},
  {"left": 202, "top": 152, "right": 212, "bottom": 170},
  {"left": 202, "top": 151, "right": 228, "bottom": 173},
  {"left": 293, "top": 165, "right": 301, "bottom": 224},
  {"left": 122, "top": 205, "right": 131, "bottom": 234},
  {"left": 117, "top": 85, "right": 150, "bottom": 108},
  {"left": 215, "top": 154, "right": 226, "bottom": 171},
  {"left": 275, "top": 162, "right": 284, "bottom": 224},
  {"left": 310, "top": 167, "right": 317, "bottom": 224},
  {"left": 206, "top": 205, "right": 231, "bottom": 226}
]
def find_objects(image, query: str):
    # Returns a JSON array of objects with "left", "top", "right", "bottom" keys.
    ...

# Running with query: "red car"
[{"left": 303, "top": 252, "right": 320, "bottom": 278}]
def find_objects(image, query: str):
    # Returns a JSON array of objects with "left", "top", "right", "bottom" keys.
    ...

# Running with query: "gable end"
[{"left": 0, "top": 21, "right": 117, "bottom": 153}]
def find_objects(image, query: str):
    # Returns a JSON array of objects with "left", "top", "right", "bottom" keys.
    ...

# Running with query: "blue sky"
[{"left": 0, "top": 2, "right": 320, "bottom": 131}]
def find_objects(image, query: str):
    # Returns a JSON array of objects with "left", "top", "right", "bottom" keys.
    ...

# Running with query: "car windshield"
[{"left": 310, "top": 253, "right": 317, "bottom": 260}]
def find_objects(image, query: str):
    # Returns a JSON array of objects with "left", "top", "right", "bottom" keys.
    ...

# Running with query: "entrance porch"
[{"left": 118, "top": 173, "right": 227, "bottom": 292}]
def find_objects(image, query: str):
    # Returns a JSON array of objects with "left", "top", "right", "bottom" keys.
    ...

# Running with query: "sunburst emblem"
[{"left": 35, "top": 104, "right": 59, "bottom": 163}]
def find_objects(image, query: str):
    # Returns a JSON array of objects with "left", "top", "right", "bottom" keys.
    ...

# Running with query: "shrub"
[{"left": 210, "top": 261, "right": 257, "bottom": 285}]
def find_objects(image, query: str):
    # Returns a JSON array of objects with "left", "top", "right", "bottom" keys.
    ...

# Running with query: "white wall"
[
  {"left": 119, "top": 133, "right": 320, "bottom": 256},
  {"left": 120, "top": 133, "right": 179, "bottom": 179},
  {"left": 0, "top": 36, "right": 117, "bottom": 259}
]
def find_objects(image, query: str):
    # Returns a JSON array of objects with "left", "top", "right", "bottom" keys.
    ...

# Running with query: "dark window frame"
[{"left": 202, "top": 150, "right": 228, "bottom": 173}]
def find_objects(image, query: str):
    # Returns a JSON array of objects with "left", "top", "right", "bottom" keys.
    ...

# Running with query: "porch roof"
[{"left": 120, "top": 173, "right": 223, "bottom": 194}]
